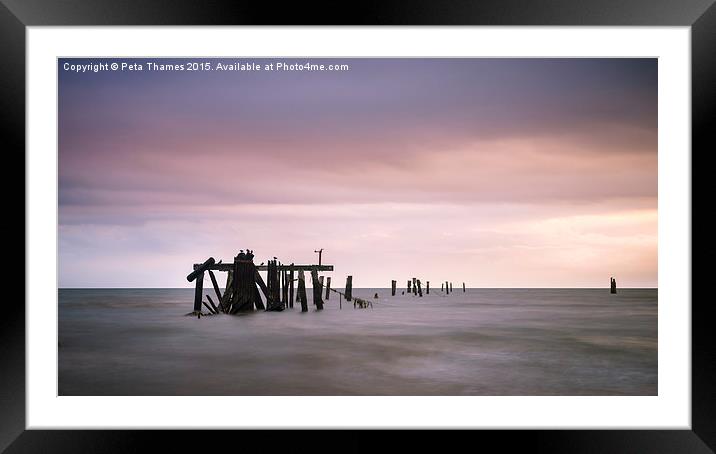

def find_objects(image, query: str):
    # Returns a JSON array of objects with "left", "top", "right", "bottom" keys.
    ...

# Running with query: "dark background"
[{"left": 3, "top": 0, "right": 713, "bottom": 452}]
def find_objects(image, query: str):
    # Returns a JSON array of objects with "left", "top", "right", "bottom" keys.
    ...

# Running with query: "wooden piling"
[
  {"left": 610, "top": 277, "right": 617, "bottom": 294},
  {"left": 325, "top": 277, "right": 331, "bottom": 300},
  {"left": 441, "top": 282, "right": 444, "bottom": 292},
  {"left": 426, "top": 281, "right": 430, "bottom": 294},
  {"left": 289, "top": 264, "right": 294, "bottom": 308},
  {"left": 282, "top": 268, "right": 289, "bottom": 306},
  {"left": 193, "top": 271, "right": 204, "bottom": 312},
  {"left": 412, "top": 278, "right": 417, "bottom": 296},
  {"left": 345, "top": 276, "right": 353, "bottom": 301},
  {"left": 446, "top": 281, "right": 449, "bottom": 294},
  {"left": 311, "top": 268, "right": 324, "bottom": 310},
  {"left": 417, "top": 279, "right": 423, "bottom": 297},
  {"left": 266, "top": 260, "right": 283, "bottom": 311},
  {"left": 463, "top": 282, "right": 466, "bottom": 292},
  {"left": 232, "top": 258, "right": 260, "bottom": 312},
  {"left": 297, "top": 269, "right": 308, "bottom": 312},
  {"left": 391, "top": 280, "right": 396, "bottom": 296},
  {"left": 450, "top": 282, "right": 453, "bottom": 293},
  {"left": 407, "top": 280, "right": 411, "bottom": 294}
]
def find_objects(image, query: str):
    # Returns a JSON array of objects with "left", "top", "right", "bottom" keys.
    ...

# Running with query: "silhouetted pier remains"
[
  {"left": 187, "top": 252, "right": 334, "bottom": 316},
  {"left": 187, "top": 251, "right": 478, "bottom": 317},
  {"left": 610, "top": 277, "right": 617, "bottom": 294}
]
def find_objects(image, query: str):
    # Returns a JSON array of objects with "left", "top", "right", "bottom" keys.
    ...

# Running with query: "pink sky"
[{"left": 58, "top": 58, "right": 657, "bottom": 288}]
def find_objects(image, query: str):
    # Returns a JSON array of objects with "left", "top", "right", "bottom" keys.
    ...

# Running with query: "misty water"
[{"left": 58, "top": 288, "right": 657, "bottom": 395}]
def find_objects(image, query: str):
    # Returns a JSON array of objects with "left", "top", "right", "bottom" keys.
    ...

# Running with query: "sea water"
[{"left": 58, "top": 288, "right": 657, "bottom": 395}]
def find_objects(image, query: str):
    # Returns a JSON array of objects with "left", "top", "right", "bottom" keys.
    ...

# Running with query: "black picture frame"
[{"left": 4, "top": 0, "right": 712, "bottom": 452}]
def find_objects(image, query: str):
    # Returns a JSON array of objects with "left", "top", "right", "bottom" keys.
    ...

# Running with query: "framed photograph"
[{"left": 7, "top": 0, "right": 711, "bottom": 452}]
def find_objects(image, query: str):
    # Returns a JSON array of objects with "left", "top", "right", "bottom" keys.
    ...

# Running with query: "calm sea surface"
[{"left": 58, "top": 288, "right": 657, "bottom": 395}]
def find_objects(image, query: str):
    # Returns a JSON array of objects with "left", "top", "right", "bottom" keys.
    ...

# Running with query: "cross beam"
[{"left": 193, "top": 263, "right": 333, "bottom": 272}]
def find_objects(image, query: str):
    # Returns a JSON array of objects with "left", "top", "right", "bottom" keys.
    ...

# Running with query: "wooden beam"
[
  {"left": 208, "top": 270, "right": 223, "bottom": 306},
  {"left": 194, "top": 263, "right": 333, "bottom": 272},
  {"left": 188, "top": 257, "right": 215, "bottom": 282},
  {"left": 206, "top": 294, "right": 220, "bottom": 314}
]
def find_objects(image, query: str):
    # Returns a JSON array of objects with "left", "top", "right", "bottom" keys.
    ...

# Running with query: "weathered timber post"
[
  {"left": 193, "top": 271, "right": 204, "bottom": 312},
  {"left": 345, "top": 276, "right": 353, "bottom": 301},
  {"left": 450, "top": 282, "right": 453, "bottom": 293},
  {"left": 232, "top": 257, "right": 260, "bottom": 312},
  {"left": 441, "top": 282, "right": 444, "bottom": 292},
  {"left": 282, "top": 269, "right": 289, "bottom": 306},
  {"left": 311, "top": 268, "right": 324, "bottom": 310},
  {"left": 446, "top": 281, "right": 449, "bottom": 294},
  {"left": 266, "top": 260, "right": 284, "bottom": 311},
  {"left": 463, "top": 282, "right": 466, "bottom": 292},
  {"left": 412, "top": 278, "right": 417, "bottom": 296},
  {"left": 289, "top": 264, "right": 294, "bottom": 308},
  {"left": 407, "top": 280, "right": 411, "bottom": 294},
  {"left": 391, "top": 280, "right": 396, "bottom": 296},
  {"left": 298, "top": 269, "right": 308, "bottom": 312},
  {"left": 426, "top": 281, "right": 430, "bottom": 294},
  {"left": 208, "top": 270, "right": 223, "bottom": 310},
  {"left": 417, "top": 279, "right": 423, "bottom": 297},
  {"left": 610, "top": 277, "right": 617, "bottom": 294},
  {"left": 325, "top": 276, "right": 331, "bottom": 300}
]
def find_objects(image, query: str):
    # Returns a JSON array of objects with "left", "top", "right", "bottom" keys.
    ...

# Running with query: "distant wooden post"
[
  {"left": 345, "top": 276, "right": 353, "bottom": 301},
  {"left": 412, "top": 278, "right": 417, "bottom": 296},
  {"left": 446, "top": 281, "right": 449, "bottom": 294},
  {"left": 325, "top": 277, "right": 332, "bottom": 300},
  {"left": 297, "top": 269, "right": 308, "bottom": 312},
  {"left": 311, "top": 268, "right": 324, "bottom": 310},
  {"left": 193, "top": 271, "right": 204, "bottom": 312},
  {"left": 416, "top": 279, "right": 423, "bottom": 297},
  {"left": 289, "top": 264, "right": 295, "bottom": 308},
  {"left": 441, "top": 282, "right": 444, "bottom": 292},
  {"left": 610, "top": 277, "right": 617, "bottom": 294},
  {"left": 391, "top": 280, "right": 396, "bottom": 296},
  {"left": 450, "top": 282, "right": 453, "bottom": 293},
  {"left": 407, "top": 280, "right": 411, "bottom": 294},
  {"left": 426, "top": 281, "right": 430, "bottom": 294},
  {"left": 463, "top": 282, "right": 466, "bottom": 292}
]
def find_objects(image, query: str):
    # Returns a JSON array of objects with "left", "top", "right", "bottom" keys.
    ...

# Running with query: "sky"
[{"left": 58, "top": 58, "right": 657, "bottom": 288}]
